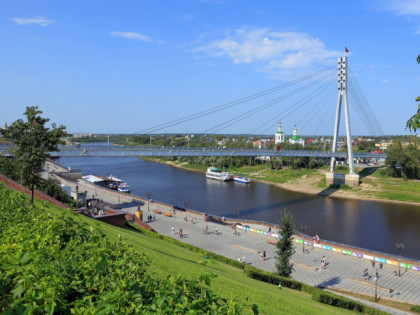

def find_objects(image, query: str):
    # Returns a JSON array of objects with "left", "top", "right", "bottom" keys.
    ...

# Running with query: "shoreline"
[{"left": 140, "top": 157, "right": 420, "bottom": 207}]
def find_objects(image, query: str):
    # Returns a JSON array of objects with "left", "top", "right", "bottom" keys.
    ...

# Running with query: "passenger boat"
[
  {"left": 205, "top": 167, "right": 232, "bottom": 181},
  {"left": 233, "top": 175, "right": 251, "bottom": 183},
  {"left": 117, "top": 183, "right": 131, "bottom": 193},
  {"left": 82, "top": 174, "right": 131, "bottom": 193}
]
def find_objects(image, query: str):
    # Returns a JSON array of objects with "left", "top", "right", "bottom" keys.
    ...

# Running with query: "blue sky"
[{"left": 1, "top": 0, "right": 419, "bottom": 136}]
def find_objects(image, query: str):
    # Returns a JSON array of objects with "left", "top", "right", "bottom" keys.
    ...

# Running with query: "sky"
[{"left": 1, "top": 0, "right": 419, "bottom": 136}]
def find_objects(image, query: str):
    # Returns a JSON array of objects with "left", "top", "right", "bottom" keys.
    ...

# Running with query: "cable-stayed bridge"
[
  {"left": 0, "top": 144, "right": 386, "bottom": 159},
  {"left": 44, "top": 145, "right": 386, "bottom": 159},
  {"left": 1, "top": 57, "right": 386, "bottom": 185}
]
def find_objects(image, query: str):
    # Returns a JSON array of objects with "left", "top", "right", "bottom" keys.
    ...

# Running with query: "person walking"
[
  {"left": 321, "top": 256, "right": 326, "bottom": 270},
  {"left": 171, "top": 226, "right": 175, "bottom": 234},
  {"left": 214, "top": 227, "right": 218, "bottom": 235},
  {"left": 204, "top": 225, "right": 208, "bottom": 234},
  {"left": 372, "top": 260, "right": 375, "bottom": 268}
]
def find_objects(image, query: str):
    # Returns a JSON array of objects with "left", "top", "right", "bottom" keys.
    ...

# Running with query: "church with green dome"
[{"left": 274, "top": 122, "right": 305, "bottom": 147}]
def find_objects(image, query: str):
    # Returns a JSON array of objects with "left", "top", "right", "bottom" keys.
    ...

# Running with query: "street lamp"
[
  {"left": 396, "top": 242, "right": 404, "bottom": 277},
  {"left": 184, "top": 200, "right": 189, "bottom": 222},
  {"left": 147, "top": 193, "right": 151, "bottom": 212},
  {"left": 374, "top": 270, "right": 379, "bottom": 302},
  {"left": 233, "top": 210, "right": 239, "bottom": 236},
  {"left": 300, "top": 224, "right": 307, "bottom": 253}
]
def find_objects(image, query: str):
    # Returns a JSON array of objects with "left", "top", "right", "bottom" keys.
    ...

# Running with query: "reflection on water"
[{"left": 58, "top": 156, "right": 420, "bottom": 259}]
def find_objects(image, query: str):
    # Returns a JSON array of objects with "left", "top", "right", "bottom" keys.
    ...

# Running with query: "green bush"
[
  {"left": 0, "top": 184, "right": 249, "bottom": 314},
  {"left": 412, "top": 305, "right": 420, "bottom": 313},
  {"left": 312, "top": 292, "right": 364, "bottom": 312}
]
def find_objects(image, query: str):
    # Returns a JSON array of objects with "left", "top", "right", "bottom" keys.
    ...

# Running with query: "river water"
[{"left": 58, "top": 155, "right": 420, "bottom": 260}]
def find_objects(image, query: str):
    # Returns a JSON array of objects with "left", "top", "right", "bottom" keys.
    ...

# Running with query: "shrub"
[{"left": 412, "top": 305, "right": 420, "bottom": 313}]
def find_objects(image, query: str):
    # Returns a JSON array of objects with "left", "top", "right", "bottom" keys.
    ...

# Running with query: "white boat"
[
  {"left": 234, "top": 175, "right": 251, "bottom": 184},
  {"left": 206, "top": 167, "right": 232, "bottom": 181},
  {"left": 118, "top": 183, "right": 131, "bottom": 193}
]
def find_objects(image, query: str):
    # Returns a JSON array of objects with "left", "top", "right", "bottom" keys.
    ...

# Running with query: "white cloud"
[
  {"left": 194, "top": 27, "right": 341, "bottom": 71},
  {"left": 384, "top": 0, "right": 420, "bottom": 15},
  {"left": 110, "top": 31, "right": 164, "bottom": 44},
  {"left": 11, "top": 16, "right": 55, "bottom": 27}
]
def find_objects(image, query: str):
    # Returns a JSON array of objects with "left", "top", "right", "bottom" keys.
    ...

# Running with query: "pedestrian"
[
  {"left": 214, "top": 227, "right": 218, "bottom": 235},
  {"left": 223, "top": 216, "right": 225, "bottom": 222},
  {"left": 260, "top": 251, "right": 264, "bottom": 261},
  {"left": 321, "top": 256, "right": 326, "bottom": 270},
  {"left": 263, "top": 250, "right": 266, "bottom": 260},
  {"left": 179, "top": 228, "right": 183, "bottom": 239},
  {"left": 268, "top": 227, "right": 271, "bottom": 233},
  {"left": 363, "top": 268, "right": 369, "bottom": 280},
  {"left": 153, "top": 214, "right": 156, "bottom": 221},
  {"left": 242, "top": 256, "right": 246, "bottom": 264},
  {"left": 372, "top": 260, "right": 375, "bottom": 268},
  {"left": 205, "top": 225, "right": 208, "bottom": 234},
  {"left": 379, "top": 262, "right": 383, "bottom": 270},
  {"left": 171, "top": 226, "right": 175, "bottom": 234}
]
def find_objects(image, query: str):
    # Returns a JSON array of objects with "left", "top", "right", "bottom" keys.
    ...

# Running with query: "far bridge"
[{"left": 0, "top": 145, "right": 386, "bottom": 159}]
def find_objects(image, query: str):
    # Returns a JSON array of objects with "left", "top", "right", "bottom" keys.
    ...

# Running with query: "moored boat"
[
  {"left": 233, "top": 175, "right": 251, "bottom": 183},
  {"left": 205, "top": 167, "right": 232, "bottom": 181}
]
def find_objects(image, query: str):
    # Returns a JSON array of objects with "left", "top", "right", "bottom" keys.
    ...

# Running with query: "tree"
[
  {"left": 275, "top": 208, "right": 295, "bottom": 277},
  {"left": 406, "top": 55, "right": 420, "bottom": 132},
  {"left": 2, "top": 106, "right": 66, "bottom": 203}
]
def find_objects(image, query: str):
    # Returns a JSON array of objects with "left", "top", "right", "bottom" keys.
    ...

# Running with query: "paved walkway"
[
  {"left": 40, "top": 161, "right": 419, "bottom": 311},
  {"left": 142, "top": 206, "right": 420, "bottom": 308}
]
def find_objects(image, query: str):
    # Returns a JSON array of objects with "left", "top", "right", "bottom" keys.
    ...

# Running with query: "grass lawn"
[{"left": 39, "top": 199, "right": 354, "bottom": 314}]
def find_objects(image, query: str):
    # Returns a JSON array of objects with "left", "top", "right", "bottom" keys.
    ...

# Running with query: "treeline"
[
  {"left": 385, "top": 140, "right": 420, "bottom": 179},
  {"left": 0, "top": 185, "right": 250, "bottom": 314},
  {"left": 167, "top": 155, "right": 327, "bottom": 170}
]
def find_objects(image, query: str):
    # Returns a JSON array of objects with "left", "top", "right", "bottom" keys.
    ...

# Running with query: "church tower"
[{"left": 275, "top": 121, "right": 285, "bottom": 144}]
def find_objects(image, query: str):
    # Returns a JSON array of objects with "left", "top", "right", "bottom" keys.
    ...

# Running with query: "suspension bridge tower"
[{"left": 326, "top": 56, "right": 360, "bottom": 186}]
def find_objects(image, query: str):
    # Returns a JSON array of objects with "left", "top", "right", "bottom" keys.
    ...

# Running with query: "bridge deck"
[{"left": 0, "top": 145, "right": 387, "bottom": 158}]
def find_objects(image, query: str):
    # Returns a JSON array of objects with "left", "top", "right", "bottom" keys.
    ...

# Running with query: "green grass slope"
[{"left": 1, "top": 184, "right": 380, "bottom": 314}]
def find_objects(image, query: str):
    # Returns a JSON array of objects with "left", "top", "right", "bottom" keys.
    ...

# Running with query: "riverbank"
[{"left": 140, "top": 157, "right": 420, "bottom": 206}]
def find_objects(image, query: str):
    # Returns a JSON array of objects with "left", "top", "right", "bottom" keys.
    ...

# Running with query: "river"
[{"left": 58, "top": 155, "right": 420, "bottom": 260}]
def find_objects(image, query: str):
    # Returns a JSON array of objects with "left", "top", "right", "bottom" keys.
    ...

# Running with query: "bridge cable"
[
  {"left": 132, "top": 66, "right": 336, "bottom": 135},
  {"left": 254, "top": 76, "right": 336, "bottom": 135},
  {"left": 202, "top": 71, "right": 336, "bottom": 135}
]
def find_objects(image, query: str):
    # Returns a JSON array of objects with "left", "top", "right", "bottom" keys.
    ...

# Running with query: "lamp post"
[
  {"left": 396, "top": 242, "right": 404, "bottom": 277},
  {"left": 233, "top": 210, "right": 238, "bottom": 236},
  {"left": 147, "top": 192, "right": 151, "bottom": 212},
  {"left": 300, "top": 224, "right": 307, "bottom": 253}
]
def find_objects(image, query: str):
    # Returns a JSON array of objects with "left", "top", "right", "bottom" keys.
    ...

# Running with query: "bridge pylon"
[{"left": 326, "top": 56, "right": 359, "bottom": 187}]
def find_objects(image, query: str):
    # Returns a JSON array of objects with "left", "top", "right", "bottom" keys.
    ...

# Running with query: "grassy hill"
[{"left": 1, "top": 184, "right": 385, "bottom": 314}]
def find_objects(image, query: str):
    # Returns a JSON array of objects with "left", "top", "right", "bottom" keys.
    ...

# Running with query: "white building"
[
  {"left": 274, "top": 121, "right": 285, "bottom": 145},
  {"left": 288, "top": 124, "right": 305, "bottom": 147}
]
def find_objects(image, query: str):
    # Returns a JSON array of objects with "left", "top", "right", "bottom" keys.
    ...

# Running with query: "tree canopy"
[
  {"left": 406, "top": 55, "right": 420, "bottom": 132},
  {"left": 2, "top": 106, "right": 66, "bottom": 203},
  {"left": 275, "top": 209, "right": 295, "bottom": 278}
]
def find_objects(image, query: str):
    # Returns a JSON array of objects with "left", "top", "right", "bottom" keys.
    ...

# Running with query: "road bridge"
[{"left": 0, "top": 145, "right": 387, "bottom": 159}]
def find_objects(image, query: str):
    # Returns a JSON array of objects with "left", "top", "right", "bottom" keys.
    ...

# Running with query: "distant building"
[
  {"left": 252, "top": 139, "right": 272, "bottom": 149},
  {"left": 288, "top": 124, "right": 305, "bottom": 147},
  {"left": 72, "top": 133, "right": 93, "bottom": 138},
  {"left": 274, "top": 121, "right": 285, "bottom": 145}
]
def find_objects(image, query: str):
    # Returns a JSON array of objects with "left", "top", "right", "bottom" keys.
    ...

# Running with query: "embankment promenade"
[{"left": 42, "top": 160, "right": 420, "bottom": 313}]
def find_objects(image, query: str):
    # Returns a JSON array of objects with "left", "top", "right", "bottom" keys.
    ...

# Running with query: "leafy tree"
[
  {"left": 385, "top": 140, "right": 419, "bottom": 179},
  {"left": 406, "top": 55, "right": 420, "bottom": 132},
  {"left": 275, "top": 208, "right": 295, "bottom": 277},
  {"left": 2, "top": 106, "right": 66, "bottom": 203}
]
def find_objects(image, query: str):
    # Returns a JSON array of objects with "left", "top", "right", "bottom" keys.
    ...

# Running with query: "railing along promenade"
[{"left": 0, "top": 144, "right": 387, "bottom": 159}]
